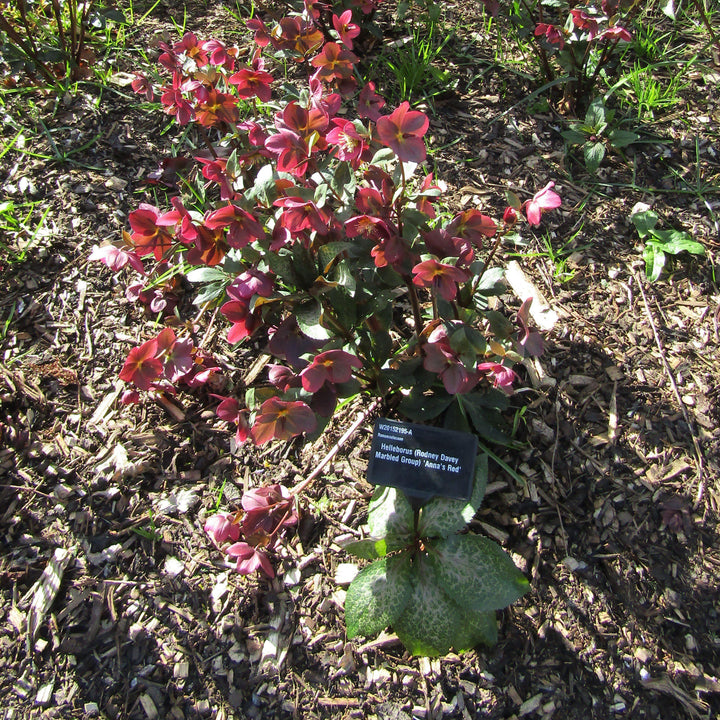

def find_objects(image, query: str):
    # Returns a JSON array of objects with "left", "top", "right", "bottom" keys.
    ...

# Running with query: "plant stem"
[
  {"left": 405, "top": 279, "right": 424, "bottom": 337},
  {"left": 471, "top": 233, "right": 504, "bottom": 296}
]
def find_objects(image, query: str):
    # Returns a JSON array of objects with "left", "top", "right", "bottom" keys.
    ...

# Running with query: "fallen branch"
[{"left": 291, "top": 397, "right": 381, "bottom": 497}]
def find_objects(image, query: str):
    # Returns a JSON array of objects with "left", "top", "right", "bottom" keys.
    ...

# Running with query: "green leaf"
[
  {"left": 561, "top": 129, "right": 587, "bottom": 145},
  {"left": 367, "top": 486, "right": 415, "bottom": 539},
  {"left": 631, "top": 210, "right": 658, "bottom": 239},
  {"left": 193, "top": 281, "right": 226, "bottom": 306},
  {"left": 643, "top": 244, "right": 665, "bottom": 282},
  {"left": 461, "top": 395, "right": 511, "bottom": 445},
  {"left": 296, "top": 299, "right": 332, "bottom": 341},
  {"left": 263, "top": 249, "right": 297, "bottom": 284},
  {"left": 317, "top": 242, "right": 354, "bottom": 272},
  {"left": 370, "top": 147, "right": 397, "bottom": 166},
  {"left": 345, "top": 554, "right": 413, "bottom": 639},
  {"left": 584, "top": 141, "right": 605, "bottom": 173},
  {"left": 427, "top": 534, "right": 529, "bottom": 612},
  {"left": 186, "top": 267, "right": 228, "bottom": 283},
  {"left": 584, "top": 97, "right": 606, "bottom": 127},
  {"left": 452, "top": 607, "right": 498, "bottom": 650},
  {"left": 417, "top": 453, "right": 488, "bottom": 537},
  {"left": 475, "top": 267, "right": 505, "bottom": 295},
  {"left": 392, "top": 561, "right": 464, "bottom": 656},
  {"left": 485, "top": 310, "right": 514, "bottom": 340},
  {"left": 610, "top": 130, "right": 639, "bottom": 148},
  {"left": 651, "top": 230, "right": 705, "bottom": 256},
  {"left": 342, "top": 536, "right": 411, "bottom": 560},
  {"left": 399, "top": 390, "right": 454, "bottom": 422}
]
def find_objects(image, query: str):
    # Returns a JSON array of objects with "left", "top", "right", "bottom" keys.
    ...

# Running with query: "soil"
[{"left": 1, "top": 2, "right": 720, "bottom": 719}]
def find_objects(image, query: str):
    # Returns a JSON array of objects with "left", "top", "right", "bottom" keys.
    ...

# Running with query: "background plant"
[
  {"left": 499, "top": 0, "right": 635, "bottom": 114},
  {"left": 561, "top": 96, "right": 639, "bottom": 173},
  {"left": 0, "top": 0, "right": 128, "bottom": 86},
  {"left": 630, "top": 206, "right": 705, "bottom": 282}
]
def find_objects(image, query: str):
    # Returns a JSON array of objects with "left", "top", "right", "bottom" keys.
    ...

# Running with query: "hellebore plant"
[
  {"left": 561, "top": 97, "right": 639, "bottom": 173},
  {"left": 91, "top": 17, "right": 561, "bottom": 595},
  {"left": 344, "top": 455, "right": 529, "bottom": 655},
  {"left": 503, "top": 0, "right": 634, "bottom": 113}
]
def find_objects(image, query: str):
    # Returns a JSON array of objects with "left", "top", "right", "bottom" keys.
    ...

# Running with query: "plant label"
[{"left": 367, "top": 418, "right": 477, "bottom": 500}]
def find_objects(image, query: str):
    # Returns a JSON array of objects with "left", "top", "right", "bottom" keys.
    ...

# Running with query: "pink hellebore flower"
[
  {"left": 300, "top": 350, "right": 363, "bottom": 392},
  {"left": 155, "top": 327, "right": 194, "bottom": 382},
  {"left": 226, "top": 541, "right": 275, "bottom": 577},
  {"left": 476, "top": 362, "right": 517, "bottom": 395},
  {"left": 332, "top": 10, "right": 361, "bottom": 49},
  {"left": 524, "top": 182, "right": 561, "bottom": 226},
  {"left": 358, "top": 81, "right": 385, "bottom": 122},
  {"left": 204, "top": 512, "right": 241, "bottom": 545},
  {"left": 326, "top": 118, "right": 369, "bottom": 167},
  {"left": 570, "top": 10, "right": 600, "bottom": 41},
  {"left": 89, "top": 244, "right": 145, "bottom": 274},
  {"left": 599, "top": 25, "right": 632, "bottom": 42}
]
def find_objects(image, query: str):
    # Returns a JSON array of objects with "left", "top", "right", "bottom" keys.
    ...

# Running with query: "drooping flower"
[
  {"left": 89, "top": 244, "right": 145, "bottom": 274},
  {"left": 358, "top": 81, "right": 385, "bottom": 121},
  {"left": 476, "top": 362, "right": 518, "bottom": 394},
  {"left": 524, "top": 182, "right": 562, "bottom": 226},
  {"left": 204, "top": 511, "right": 241, "bottom": 545},
  {"left": 226, "top": 541, "right": 275, "bottom": 577},
  {"left": 213, "top": 395, "right": 251, "bottom": 444},
  {"left": 534, "top": 23, "right": 565, "bottom": 49}
]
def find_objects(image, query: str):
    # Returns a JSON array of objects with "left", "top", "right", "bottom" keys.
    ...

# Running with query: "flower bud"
[{"left": 503, "top": 207, "right": 518, "bottom": 226}]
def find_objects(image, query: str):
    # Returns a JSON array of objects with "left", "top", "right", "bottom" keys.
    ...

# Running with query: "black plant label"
[{"left": 368, "top": 418, "right": 477, "bottom": 500}]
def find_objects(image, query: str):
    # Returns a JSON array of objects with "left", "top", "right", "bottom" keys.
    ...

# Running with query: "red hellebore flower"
[
  {"left": 250, "top": 397, "right": 317, "bottom": 445},
  {"left": 524, "top": 182, "right": 562, "bottom": 226},
  {"left": 128, "top": 203, "right": 175, "bottom": 261},
  {"left": 412, "top": 258, "right": 470, "bottom": 301},
  {"left": 205, "top": 204, "right": 265, "bottom": 249},
  {"left": 300, "top": 350, "right": 363, "bottom": 392},
  {"left": 375, "top": 102, "right": 429, "bottom": 163},
  {"left": 534, "top": 23, "right": 565, "bottom": 49},
  {"left": 228, "top": 66, "right": 274, "bottom": 102},
  {"left": 119, "top": 337, "right": 162, "bottom": 390}
]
